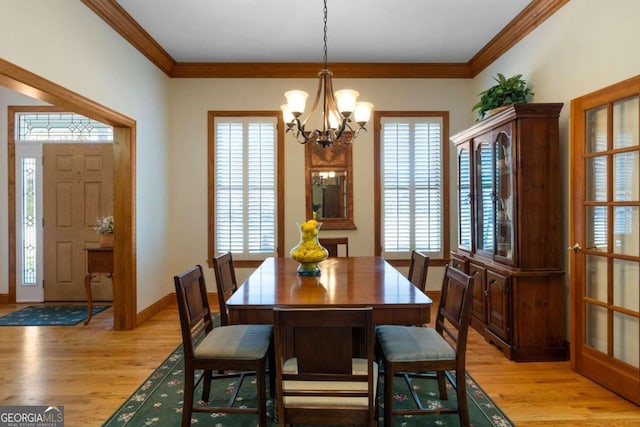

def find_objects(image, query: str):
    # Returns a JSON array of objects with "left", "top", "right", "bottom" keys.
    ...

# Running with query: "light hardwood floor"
[{"left": 0, "top": 302, "right": 638, "bottom": 426}]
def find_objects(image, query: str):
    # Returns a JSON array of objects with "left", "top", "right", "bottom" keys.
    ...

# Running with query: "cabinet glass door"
[
  {"left": 495, "top": 131, "right": 513, "bottom": 261},
  {"left": 458, "top": 143, "right": 472, "bottom": 251},
  {"left": 475, "top": 139, "right": 494, "bottom": 254}
]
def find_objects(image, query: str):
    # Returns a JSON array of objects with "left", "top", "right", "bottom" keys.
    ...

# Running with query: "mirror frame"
[{"left": 305, "top": 142, "right": 356, "bottom": 229}]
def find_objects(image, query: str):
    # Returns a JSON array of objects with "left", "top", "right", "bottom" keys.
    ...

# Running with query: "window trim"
[
  {"left": 373, "top": 111, "right": 450, "bottom": 267},
  {"left": 207, "top": 111, "right": 285, "bottom": 268}
]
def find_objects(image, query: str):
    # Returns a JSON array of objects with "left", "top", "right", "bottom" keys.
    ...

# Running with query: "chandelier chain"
[{"left": 323, "top": 0, "right": 328, "bottom": 67}]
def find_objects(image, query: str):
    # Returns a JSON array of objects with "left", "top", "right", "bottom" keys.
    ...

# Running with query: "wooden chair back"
[
  {"left": 408, "top": 250, "right": 429, "bottom": 292},
  {"left": 273, "top": 307, "right": 376, "bottom": 426},
  {"left": 436, "top": 265, "right": 474, "bottom": 367},
  {"left": 211, "top": 252, "right": 238, "bottom": 326},
  {"left": 319, "top": 237, "right": 349, "bottom": 257},
  {"left": 174, "top": 265, "right": 214, "bottom": 363}
]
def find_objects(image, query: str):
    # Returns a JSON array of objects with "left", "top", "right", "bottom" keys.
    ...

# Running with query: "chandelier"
[{"left": 281, "top": 0, "right": 373, "bottom": 148}]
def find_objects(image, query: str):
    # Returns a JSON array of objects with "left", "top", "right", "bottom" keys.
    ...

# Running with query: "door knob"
[{"left": 568, "top": 243, "right": 582, "bottom": 253}]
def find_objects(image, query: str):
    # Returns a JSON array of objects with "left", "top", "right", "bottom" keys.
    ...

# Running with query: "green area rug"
[
  {"left": 0, "top": 305, "right": 110, "bottom": 326},
  {"left": 103, "top": 345, "right": 513, "bottom": 426}
]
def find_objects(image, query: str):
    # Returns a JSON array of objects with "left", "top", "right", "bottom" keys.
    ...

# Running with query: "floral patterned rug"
[
  {"left": 103, "top": 344, "right": 513, "bottom": 426},
  {"left": 0, "top": 305, "right": 110, "bottom": 326}
]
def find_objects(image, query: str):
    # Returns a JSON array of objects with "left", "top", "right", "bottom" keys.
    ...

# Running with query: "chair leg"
[
  {"left": 268, "top": 340, "right": 276, "bottom": 398},
  {"left": 256, "top": 361, "right": 267, "bottom": 427},
  {"left": 455, "top": 370, "right": 470, "bottom": 427},
  {"left": 384, "top": 362, "right": 394, "bottom": 427},
  {"left": 201, "top": 369, "right": 212, "bottom": 402},
  {"left": 182, "top": 369, "right": 195, "bottom": 427},
  {"left": 436, "top": 370, "right": 448, "bottom": 399}
]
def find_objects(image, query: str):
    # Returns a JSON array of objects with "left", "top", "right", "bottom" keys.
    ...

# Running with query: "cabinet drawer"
[
  {"left": 87, "top": 250, "right": 114, "bottom": 273},
  {"left": 450, "top": 254, "right": 467, "bottom": 272}
]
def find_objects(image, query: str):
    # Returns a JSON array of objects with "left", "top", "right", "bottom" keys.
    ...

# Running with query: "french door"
[{"left": 570, "top": 75, "right": 640, "bottom": 405}]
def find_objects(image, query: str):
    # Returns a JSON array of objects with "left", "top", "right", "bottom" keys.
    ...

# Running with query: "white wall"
[
  {"left": 472, "top": 0, "right": 640, "bottom": 322},
  {"left": 0, "top": 0, "right": 172, "bottom": 310},
  {"left": 167, "top": 78, "right": 472, "bottom": 289}
]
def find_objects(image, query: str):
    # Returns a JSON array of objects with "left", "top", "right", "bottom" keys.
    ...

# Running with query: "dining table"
[{"left": 225, "top": 256, "right": 433, "bottom": 326}]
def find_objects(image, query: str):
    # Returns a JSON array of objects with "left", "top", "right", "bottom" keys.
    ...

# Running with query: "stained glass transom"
[{"left": 17, "top": 113, "right": 113, "bottom": 141}]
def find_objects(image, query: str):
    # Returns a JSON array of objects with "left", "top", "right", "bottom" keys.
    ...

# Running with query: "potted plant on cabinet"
[{"left": 472, "top": 73, "right": 534, "bottom": 120}]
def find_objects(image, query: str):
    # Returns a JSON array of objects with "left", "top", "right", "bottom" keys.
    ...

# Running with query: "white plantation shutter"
[
  {"left": 215, "top": 117, "right": 276, "bottom": 259},
  {"left": 381, "top": 117, "right": 443, "bottom": 259}
]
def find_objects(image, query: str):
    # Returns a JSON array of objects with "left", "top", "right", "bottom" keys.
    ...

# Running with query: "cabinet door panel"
[
  {"left": 487, "top": 270, "right": 510, "bottom": 341},
  {"left": 469, "top": 263, "right": 487, "bottom": 323}
]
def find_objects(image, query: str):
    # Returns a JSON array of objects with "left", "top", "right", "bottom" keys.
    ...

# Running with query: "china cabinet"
[{"left": 451, "top": 103, "right": 567, "bottom": 361}]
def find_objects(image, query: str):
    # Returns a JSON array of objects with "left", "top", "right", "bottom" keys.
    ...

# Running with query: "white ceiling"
[{"left": 116, "top": 0, "right": 532, "bottom": 63}]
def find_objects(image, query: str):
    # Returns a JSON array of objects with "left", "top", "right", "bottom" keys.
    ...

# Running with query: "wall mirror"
[{"left": 305, "top": 142, "right": 356, "bottom": 229}]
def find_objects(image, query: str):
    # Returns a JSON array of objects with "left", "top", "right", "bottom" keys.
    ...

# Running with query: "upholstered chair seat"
[
  {"left": 376, "top": 325, "right": 456, "bottom": 361},
  {"left": 194, "top": 324, "right": 272, "bottom": 360}
]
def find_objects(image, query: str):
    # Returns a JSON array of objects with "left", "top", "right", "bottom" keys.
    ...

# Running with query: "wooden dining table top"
[{"left": 225, "top": 256, "right": 433, "bottom": 325}]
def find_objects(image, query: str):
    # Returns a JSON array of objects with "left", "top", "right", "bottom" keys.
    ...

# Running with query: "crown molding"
[
  {"left": 82, "top": 0, "right": 568, "bottom": 79},
  {"left": 171, "top": 62, "right": 472, "bottom": 79},
  {"left": 81, "top": 0, "right": 176, "bottom": 75},
  {"left": 469, "top": 0, "right": 570, "bottom": 76}
]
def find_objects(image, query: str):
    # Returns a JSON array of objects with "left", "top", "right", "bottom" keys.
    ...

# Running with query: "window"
[
  {"left": 374, "top": 112, "right": 449, "bottom": 261},
  {"left": 17, "top": 112, "right": 113, "bottom": 141},
  {"left": 208, "top": 112, "right": 284, "bottom": 265},
  {"left": 20, "top": 157, "right": 37, "bottom": 284}
]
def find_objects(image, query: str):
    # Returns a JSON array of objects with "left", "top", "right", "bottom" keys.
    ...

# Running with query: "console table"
[{"left": 84, "top": 247, "right": 113, "bottom": 325}]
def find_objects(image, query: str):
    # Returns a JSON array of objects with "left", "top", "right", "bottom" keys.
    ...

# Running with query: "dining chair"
[
  {"left": 174, "top": 264, "right": 273, "bottom": 427},
  {"left": 319, "top": 236, "right": 349, "bottom": 257},
  {"left": 407, "top": 249, "right": 429, "bottom": 292},
  {"left": 273, "top": 307, "right": 378, "bottom": 427},
  {"left": 212, "top": 252, "right": 276, "bottom": 392},
  {"left": 376, "top": 265, "right": 474, "bottom": 427}
]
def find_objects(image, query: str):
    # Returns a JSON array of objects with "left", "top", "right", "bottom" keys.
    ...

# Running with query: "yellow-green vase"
[{"left": 289, "top": 218, "right": 329, "bottom": 276}]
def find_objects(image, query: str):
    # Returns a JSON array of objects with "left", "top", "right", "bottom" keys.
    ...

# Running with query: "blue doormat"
[{"left": 0, "top": 305, "right": 110, "bottom": 326}]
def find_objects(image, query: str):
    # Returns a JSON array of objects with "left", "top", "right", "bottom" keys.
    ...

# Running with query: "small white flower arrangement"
[{"left": 94, "top": 215, "right": 114, "bottom": 235}]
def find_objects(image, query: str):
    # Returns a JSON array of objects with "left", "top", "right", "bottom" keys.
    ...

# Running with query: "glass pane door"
[
  {"left": 572, "top": 82, "right": 640, "bottom": 405},
  {"left": 495, "top": 131, "right": 513, "bottom": 261},
  {"left": 475, "top": 138, "right": 494, "bottom": 254},
  {"left": 458, "top": 143, "right": 472, "bottom": 251},
  {"left": 584, "top": 96, "right": 639, "bottom": 368}
]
